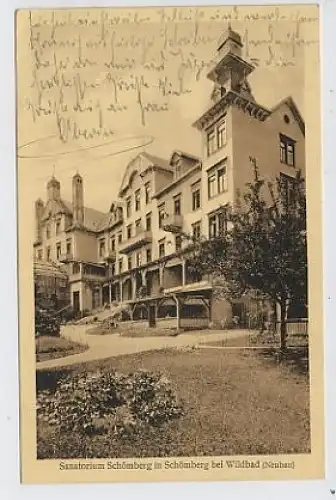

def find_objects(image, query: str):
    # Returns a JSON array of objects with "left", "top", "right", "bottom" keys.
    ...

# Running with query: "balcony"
[
  {"left": 59, "top": 253, "right": 73, "bottom": 263},
  {"left": 104, "top": 250, "right": 117, "bottom": 263},
  {"left": 162, "top": 214, "right": 183, "bottom": 233},
  {"left": 118, "top": 230, "right": 153, "bottom": 254}
]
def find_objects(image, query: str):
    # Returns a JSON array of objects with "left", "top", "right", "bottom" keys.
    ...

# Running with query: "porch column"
[
  {"left": 182, "top": 259, "right": 186, "bottom": 286},
  {"left": 119, "top": 281, "right": 123, "bottom": 303},
  {"left": 108, "top": 282, "right": 112, "bottom": 307},
  {"left": 172, "top": 294, "right": 181, "bottom": 333},
  {"left": 159, "top": 264, "right": 164, "bottom": 288},
  {"left": 132, "top": 275, "right": 137, "bottom": 300}
]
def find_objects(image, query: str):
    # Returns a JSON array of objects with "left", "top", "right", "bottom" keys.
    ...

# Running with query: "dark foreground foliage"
[
  {"left": 37, "top": 370, "right": 183, "bottom": 459},
  {"left": 37, "top": 348, "right": 310, "bottom": 459}
]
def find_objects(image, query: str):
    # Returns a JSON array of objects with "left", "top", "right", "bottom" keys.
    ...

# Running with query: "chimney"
[
  {"left": 72, "top": 172, "right": 84, "bottom": 225},
  {"left": 47, "top": 176, "right": 61, "bottom": 201},
  {"left": 35, "top": 198, "right": 44, "bottom": 242}
]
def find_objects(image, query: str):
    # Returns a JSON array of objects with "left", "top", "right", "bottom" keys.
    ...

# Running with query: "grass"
[
  {"left": 36, "top": 346, "right": 310, "bottom": 458},
  {"left": 36, "top": 336, "right": 88, "bottom": 362}
]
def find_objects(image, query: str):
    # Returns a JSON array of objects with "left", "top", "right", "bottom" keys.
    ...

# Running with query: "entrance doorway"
[{"left": 73, "top": 291, "right": 80, "bottom": 312}]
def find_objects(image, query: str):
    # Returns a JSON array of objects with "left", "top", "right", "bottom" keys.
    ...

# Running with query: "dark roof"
[
  {"left": 141, "top": 152, "right": 174, "bottom": 171},
  {"left": 62, "top": 200, "right": 107, "bottom": 232}
]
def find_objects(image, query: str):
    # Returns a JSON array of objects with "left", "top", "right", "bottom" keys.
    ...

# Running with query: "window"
[
  {"left": 37, "top": 249, "right": 43, "bottom": 260},
  {"left": 208, "top": 209, "right": 228, "bottom": 238},
  {"left": 118, "top": 259, "right": 123, "bottom": 274},
  {"left": 110, "top": 263, "right": 115, "bottom": 276},
  {"left": 208, "top": 160, "right": 228, "bottom": 198},
  {"left": 158, "top": 238, "right": 165, "bottom": 258},
  {"left": 110, "top": 236, "right": 116, "bottom": 251},
  {"left": 99, "top": 239, "right": 106, "bottom": 257},
  {"left": 192, "top": 221, "right": 202, "bottom": 239},
  {"left": 217, "top": 119, "right": 227, "bottom": 148},
  {"left": 208, "top": 172, "right": 216, "bottom": 198},
  {"left": 46, "top": 224, "right": 50, "bottom": 239},
  {"left": 135, "top": 219, "right": 142, "bottom": 235},
  {"left": 117, "top": 231, "right": 122, "bottom": 244},
  {"left": 56, "top": 220, "right": 61, "bottom": 235},
  {"left": 217, "top": 165, "right": 227, "bottom": 194},
  {"left": 135, "top": 189, "right": 141, "bottom": 211},
  {"left": 73, "top": 262, "right": 80, "bottom": 274},
  {"left": 66, "top": 239, "right": 72, "bottom": 255},
  {"left": 207, "top": 129, "right": 216, "bottom": 156},
  {"left": 280, "top": 173, "right": 296, "bottom": 205},
  {"left": 209, "top": 214, "right": 218, "bottom": 238},
  {"left": 192, "top": 186, "right": 201, "bottom": 211},
  {"left": 126, "top": 197, "right": 132, "bottom": 218},
  {"left": 175, "top": 163, "right": 182, "bottom": 179},
  {"left": 127, "top": 224, "right": 132, "bottom": 239},
  {"left": 174, "top": 194, "right": 181, "bottom": 215},
  {"left": 146, "top": 248, "right": 152, "bottom": 263},
  {"left": 56, "top": 243, "right": 61, "bottom": 260},
  {"left": 145, "top": 182, "right": 151, "bottom": 204},
  {"left": 175, "top": 235, "right": 182, "bottom": 252},
  {"left": 158, "top": 203, "right": 165, "bottom": 228},
  {"left": 136, "top": 251, "right": 142, "bottom": 267},
  {"left": 46, "top": 246, "right": 51, "bottom": 261},
  {"left": 146, "top": 213, "right": 152, "bottom": 231},
  {"left": 127, "top": 255, "right": 132, "bottom": 270},
  {"left": 280, "top": 134, "right": 296, "bottom": 166}
]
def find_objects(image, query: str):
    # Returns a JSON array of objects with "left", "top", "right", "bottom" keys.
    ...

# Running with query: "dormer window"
[
  {"left": 135, "top": 189, "right": 141, "bottom": 211},
  {"left": 280, "top": 134, "right": 295, "bottom": 166},
  {"left": 207, "top": 129, "right": 216, "bottom": 156},
  {"left": 126, "top": 197, "right": 131, "bottom": 218}
]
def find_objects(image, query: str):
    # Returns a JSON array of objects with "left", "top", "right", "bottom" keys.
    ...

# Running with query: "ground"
[
  {"left": 35, "top": 336, "right": 88, "bottom": 362},
  {"left": 36, "top": 345, "right": 310, "bottom": 458}
]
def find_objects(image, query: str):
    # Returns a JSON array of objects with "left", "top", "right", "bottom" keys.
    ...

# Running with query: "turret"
[
  {"left": 35, "top": 198, "right": 44, "bottom": 242},
  {"left": 72, "top": 172, "right": 84, "bottom": 226},
  {"left": 47, "top": 176, "right": 61, "bottom": 201},
  {"left": 207, "top": 25, "right": 255, "bottom": 96}
]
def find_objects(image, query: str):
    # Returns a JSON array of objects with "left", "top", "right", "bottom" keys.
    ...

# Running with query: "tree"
[{"left": 187, "top": 162, "right": 307, "bottom": 351}]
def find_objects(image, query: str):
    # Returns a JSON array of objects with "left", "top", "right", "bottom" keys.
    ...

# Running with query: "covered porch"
[{"left": 125, "top": 282, "right": 213, "bottom": 332}]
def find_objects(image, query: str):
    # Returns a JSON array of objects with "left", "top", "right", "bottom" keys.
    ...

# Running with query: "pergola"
[{"left": 125, "top": 281, "right": 213, "bottom": 331}]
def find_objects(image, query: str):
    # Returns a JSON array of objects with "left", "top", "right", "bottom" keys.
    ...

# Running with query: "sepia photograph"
[{"left": 16, "top": 4, "right": 324, "bottom": 483}]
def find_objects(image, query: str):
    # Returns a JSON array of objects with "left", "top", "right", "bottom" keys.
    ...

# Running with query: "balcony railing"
[
  {"left": 118, "top": 230, "right": 153, "bottom": 254},
  {"left": 162, "top": 214, "right": 183, "bottom": 233},
  {"left": 59, "top": 253, "right": 73, "bottom": 263}
]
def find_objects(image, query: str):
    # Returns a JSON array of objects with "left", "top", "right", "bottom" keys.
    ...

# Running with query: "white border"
[{"left": 1, "top": 0, "right": 335, "bottom": 498}]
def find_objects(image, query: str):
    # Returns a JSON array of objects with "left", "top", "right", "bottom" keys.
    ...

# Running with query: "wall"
[
  {"left": 231, "top": 103, "right": 305, "bottom": 205},
  {"left": 73, "top": 230, "right": 98, "bottom": 262}
]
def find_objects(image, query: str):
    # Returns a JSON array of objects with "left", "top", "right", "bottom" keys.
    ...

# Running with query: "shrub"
[
  {"left": 35, "top": 306, "right": 60, "bottom": 337},
  {"left": 36, "top": 370, "right": 183, "bottom": 437}
]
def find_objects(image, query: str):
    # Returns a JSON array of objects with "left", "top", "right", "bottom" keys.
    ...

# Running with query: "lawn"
[
  {"left": 36, "top": 345, "right": 310, "bottom": 458},
  {"left": 36, "top": 336, "right": 88, "bottom": 362}
]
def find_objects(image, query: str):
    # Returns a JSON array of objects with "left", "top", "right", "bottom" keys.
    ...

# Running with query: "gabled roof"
[
  {"left": 141, "top": 152, "right": 173, "bottom": 171},
  {"left": 169, "top": 150, "right": 200, "bottom": 165},
  {"left": 118, "top": 152, "right": 174, "bottom": 197},
  {"left": 269, "top": 96, "right": 305, "bottom": 136}
]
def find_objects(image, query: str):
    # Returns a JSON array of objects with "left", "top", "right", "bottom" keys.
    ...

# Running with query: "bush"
[
  {"left": 35, "top": 306, "right": 60, "bottom": 337},
  {"left": 37, "top": 371, "right": 183, "bottom": 437}
]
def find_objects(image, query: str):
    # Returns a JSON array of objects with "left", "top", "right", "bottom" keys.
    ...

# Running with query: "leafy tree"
[{"left": 186, "top": 161, "right": 307, "bottom": 351}]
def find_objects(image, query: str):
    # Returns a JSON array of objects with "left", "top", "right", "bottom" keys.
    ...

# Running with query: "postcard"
[{"left": 16, "top": 3, "right": 324, "bottom": 483}]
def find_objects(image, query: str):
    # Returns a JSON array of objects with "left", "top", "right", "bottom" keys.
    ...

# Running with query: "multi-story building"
[{"left": 33, "top": 26, "right": 305, "bottom": 329}]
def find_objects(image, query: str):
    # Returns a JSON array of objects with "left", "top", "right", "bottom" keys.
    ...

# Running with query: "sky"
[{"left": 16, "top": 6, "right": 306, "bottom": 213}]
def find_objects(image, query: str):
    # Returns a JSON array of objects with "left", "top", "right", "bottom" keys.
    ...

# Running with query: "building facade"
[{"left": 33, "top": 27, "right": 305, "bottom": 329}]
